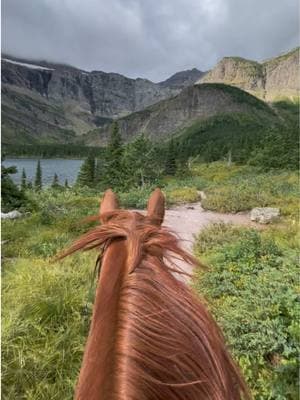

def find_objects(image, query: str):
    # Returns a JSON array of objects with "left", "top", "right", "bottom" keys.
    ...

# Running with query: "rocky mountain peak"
[{"left": 197, "top": 48, "right": 299, "bottom": 101}]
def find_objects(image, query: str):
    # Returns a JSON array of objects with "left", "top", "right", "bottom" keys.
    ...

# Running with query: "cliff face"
[
  {"left": 83, "top": 83, "right": 276, "bottom": 145},
  {"left": 197, "top": 48, "right": 299, "bottom": 101},
  {"left": 2, "top": 57, "right": 203, "bottom": 117},
  {"left": 1, "top": 48, "right": 297, "bottom": 146},
  {"left": 1, "top": 57, "right": 203, "bottom": 144}
]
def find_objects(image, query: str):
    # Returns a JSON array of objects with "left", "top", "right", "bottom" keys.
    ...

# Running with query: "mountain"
[
  {"left": 1, "top": 48, "right": 297, "bottom": 149},
  {"left": 159, "top": 68, "right": 205, "bottom": 89},
  {"left": 1, "top": 56, "right": 203, "bottom": 145},
  {"left": 196, "top": 48, "right": 299, "bottom": 101},
  {"left": 82, "top": 83, "right": 277, "bottom": 145}
]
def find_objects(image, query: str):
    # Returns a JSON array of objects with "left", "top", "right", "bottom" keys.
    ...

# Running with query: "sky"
[{"left": 1, "top": 0, "right": 299, "bottom": 82}]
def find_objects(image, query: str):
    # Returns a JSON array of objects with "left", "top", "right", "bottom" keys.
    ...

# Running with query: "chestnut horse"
[{"left": 60, "top": 188, "right": 250, "bottom": 400}]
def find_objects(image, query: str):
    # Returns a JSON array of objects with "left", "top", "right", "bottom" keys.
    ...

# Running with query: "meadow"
[{"left": 2, "top": 162, "right": 299, "bottom": 399}]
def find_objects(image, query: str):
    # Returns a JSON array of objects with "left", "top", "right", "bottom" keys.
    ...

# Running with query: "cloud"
[{"left": 1, "top": 0, "right": 299, "bottom": 81}]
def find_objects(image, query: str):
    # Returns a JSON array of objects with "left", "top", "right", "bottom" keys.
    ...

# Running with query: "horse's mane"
[{"left": 59, "top": 210, "right": 250, "bottom": 400}]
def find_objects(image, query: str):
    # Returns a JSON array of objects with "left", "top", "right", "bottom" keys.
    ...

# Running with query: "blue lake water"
[{"left": 3, "top": 158, "right": 84, "bottom": 186}]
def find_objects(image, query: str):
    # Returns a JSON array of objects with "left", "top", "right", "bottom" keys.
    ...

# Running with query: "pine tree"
[
  {"left": 76, "top": 155, "right": 95, "bottom": 187},
  {"left": 1, "top": 157, "right": 27, "bottom": 212},
  {"left": 64, "top": 179, "right": 69, "bottom": 188},
  {"left": 104, "top": 122, "right": 123, "bottom": 189},
  {"left": 165, "top": 139, "right": 177, "bottom": 176},
  {"left": 123, "top": 134, "right": 161, "bottom": 188},
  {"left": 34, "top": 160, "right": 42, "bottom": 191},
  {"left": 94, "top": 157, "right": 105, "bottom": 184},
  {"left": 51, "top": 173, "right": 60, "bottom": 189},
  {"left": 21, "top": 168, "right": 27, "bottom": 191}
]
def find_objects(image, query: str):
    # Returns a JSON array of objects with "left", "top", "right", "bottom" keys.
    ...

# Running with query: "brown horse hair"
[{"left": 59, "top": 207, "right": 251, "bottom": 400}]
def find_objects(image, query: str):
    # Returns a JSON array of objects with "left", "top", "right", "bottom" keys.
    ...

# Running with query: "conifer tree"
[
  {"left": 104, "top": 122, "right": 123, "bottom": 188},
  {"left": 165, "top": 139, "right": 177, "bottom": 176},
  {"left": 64, "top": 179, "right": 69, "bottom": 188},
  {"left": 34, "top": 160, "right": 42, "bottom": 191},
  {"left": 95, "top": 157, "right": 105, "bottom": 185},
  {"left": 123, "top": 134, "right": 161, "bottom": 188},
  {"left": 21, "top": 168, "right": 27, "bottom": 191},
  {"left": 51, "top": 173, "right": 60, "bottom": 189},
  {"left": 1, "top": 157, "right": 27, "bottom": 211},
  {"left": 76, "top": 155, "right": 95, "bottom": 187}
]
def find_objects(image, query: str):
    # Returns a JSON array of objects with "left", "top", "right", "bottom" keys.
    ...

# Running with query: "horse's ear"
[
  {"left": 147, "top": 188, "right": 165, "bottom": 226},
  {"left": 100, "top": 189, "right": 119, "bottom": 216}
]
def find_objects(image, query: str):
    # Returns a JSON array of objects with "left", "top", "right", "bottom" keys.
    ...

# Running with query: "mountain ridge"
[
  {"left": 197, "top": 47, "right": 299, "bottom": 101},
  {"left": 1, "top": 48, "right": 298, "bottom": 147},
  {"left": 1, "top": 55, "right": 204, "bottom": 144},
  {"left": 82, "top": 83, "right": 277, "bottom": 145}
]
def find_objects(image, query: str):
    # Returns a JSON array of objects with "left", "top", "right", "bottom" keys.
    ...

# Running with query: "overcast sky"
[{"left": 2, "top": 0, "right": 299, "bottom": 82}]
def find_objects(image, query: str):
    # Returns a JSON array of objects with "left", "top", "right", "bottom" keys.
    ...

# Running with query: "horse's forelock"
[
  {"left": 58, "top": 209, "right": 201, "bottom": 275},
  {"left": 58, "top": 208, "right": 250, "bottom": 400}
]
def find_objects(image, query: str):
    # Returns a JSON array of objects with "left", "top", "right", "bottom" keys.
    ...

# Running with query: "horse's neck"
[{"left": 75, "top": 240, "right": 128, "bottom": 400}]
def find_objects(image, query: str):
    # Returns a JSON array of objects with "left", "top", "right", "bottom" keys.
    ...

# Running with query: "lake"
[{"left": 3, "top": 158, "right": 84, "bottom": 186}]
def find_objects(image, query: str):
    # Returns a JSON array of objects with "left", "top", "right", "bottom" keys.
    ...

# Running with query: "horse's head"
[
  {"left": 58, "top": 188, "right": 250, "bottom": 400},
  {"left": 59, "top": 188, "right": 196, "bottom": 276}
]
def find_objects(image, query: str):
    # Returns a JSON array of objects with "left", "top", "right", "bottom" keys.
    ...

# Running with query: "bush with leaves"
[{"left": 193, "top": 225, "right": 299, "bottom": 399}]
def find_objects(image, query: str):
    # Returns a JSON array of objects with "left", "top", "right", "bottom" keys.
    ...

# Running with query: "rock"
[
  {"left": 1, "top": 210, "right": 22, "bottom": 220},
  {"left": 2, "top": 57, "right": 204, "bottom": 145},
  {"left": 198, "top": 191, "right": 207, "bottom": 200},
  {"left": 197, "top": 47, "right": 299, "bottom": 101},
  {"left": 250, "top": 207, "right": 280, "bottom": 224}
]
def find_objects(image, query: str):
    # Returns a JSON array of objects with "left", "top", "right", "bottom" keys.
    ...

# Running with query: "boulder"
[
  {"left": 250, "top": 207, "right": 280, "bottom": 224},
  {"left": 1, "top": 210, "right": 22, "bottom": 220}
]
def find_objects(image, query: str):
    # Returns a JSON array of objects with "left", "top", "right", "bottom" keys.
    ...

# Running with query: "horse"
[{"left": 59, "top": 188, "right": 250, "bottom": 400}]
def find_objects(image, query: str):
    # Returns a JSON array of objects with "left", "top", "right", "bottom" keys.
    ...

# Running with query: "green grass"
[
  {"left": 191, "top": 163, "right": 299, "bottom": 217},
  {"left": 2, "top": 162, "right": 299, "bottom": 399},
  {"left": 2, "top": 255, "right": 95, "bottom": 400},
  {"left": 193, "top": 223, "right": 299, "bottom": 399}
]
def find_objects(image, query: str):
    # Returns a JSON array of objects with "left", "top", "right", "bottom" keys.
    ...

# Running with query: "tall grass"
[{"left": 2, "top": 254, "right": 96, "bottom": 400}]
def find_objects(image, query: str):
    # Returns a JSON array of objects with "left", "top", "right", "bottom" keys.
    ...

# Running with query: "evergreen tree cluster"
[{"left": 75, "top": 122, "right": 177, "bottom": 190}]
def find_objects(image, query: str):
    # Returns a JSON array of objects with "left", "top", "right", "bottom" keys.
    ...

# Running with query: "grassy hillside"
[
  {"left": 83, "top": 83, "right": 277, "bottom": 146},
  {"left": 168, "top": 98, "right": 298, "bottom": 167}
]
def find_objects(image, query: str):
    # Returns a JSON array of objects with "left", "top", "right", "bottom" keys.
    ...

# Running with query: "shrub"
[
  {"left": 202, "top": 183, "right": 272, "bottom": 212},
  {"left": 193, "top": 222, "right": 247, "bottom": 254},
  {"left": 193, "top": 227, "right": 299, "bottom": 399},
  {"left": 201, "top": 172, "right": 299, "bottom": 214},
  {"left": 166, "top": 187, "right": 199, "bottom": 205},
  {"left": 119, "top": 187, "right": 153, "bottom": 209}
]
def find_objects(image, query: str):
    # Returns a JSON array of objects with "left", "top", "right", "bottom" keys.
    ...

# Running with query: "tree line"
[
  {"left": 2, "top": 122, "right": 178, "bottom": 211},
  {"left": 2, "top": 143, "right": 105, "bottom": 158},
  {"left": 75, "top": 122, "right": 178, "bottom": 190}
]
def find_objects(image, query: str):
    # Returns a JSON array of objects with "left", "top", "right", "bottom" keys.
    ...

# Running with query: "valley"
[{"left": 2, "top": 47, "right": 298, "bottom": 155}]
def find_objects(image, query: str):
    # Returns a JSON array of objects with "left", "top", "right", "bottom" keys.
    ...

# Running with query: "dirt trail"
[
  {"left": 161, "top": 201, "right": 258, "bottom": 277},
  {"left": 163, "top": 202, "right": 256, "bottom": 252}
]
